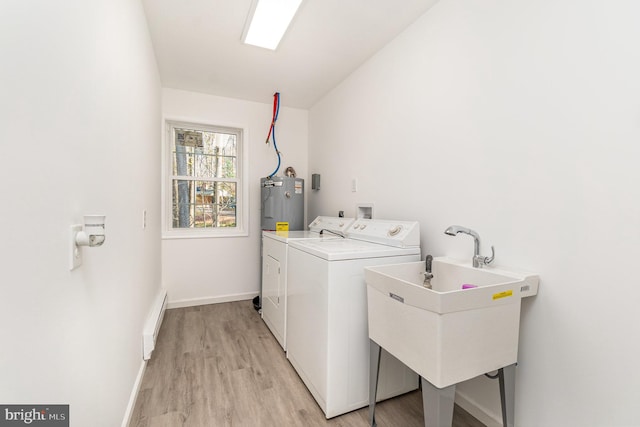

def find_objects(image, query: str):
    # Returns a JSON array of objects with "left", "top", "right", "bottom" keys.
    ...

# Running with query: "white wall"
[
  {"left": 161, "top": 89, "right": 308, "bottom": 306},
  {"left": 0, "top": 1, "right": 161, "bottom": 426},
  {"left": 309, "top": 0, "right": 640, "bottom": 425}
]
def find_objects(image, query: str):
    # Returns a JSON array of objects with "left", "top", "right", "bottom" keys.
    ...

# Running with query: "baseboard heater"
[{"left": 143, "top": 289, "right": 168, "bottom": 360}]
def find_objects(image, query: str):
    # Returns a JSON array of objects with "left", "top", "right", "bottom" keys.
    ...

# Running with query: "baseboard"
[
  {"left": 121, "top": 359, "right": 147, "bottom": 427},
  {"left": 167, "top": 291, "right": 258, "bottom": 309},
  {"left": 143, "top": 289, "right": 168, "bottom": 360},
  {"left": 455, "top": 390, "right": 502, "bottom": 427}
]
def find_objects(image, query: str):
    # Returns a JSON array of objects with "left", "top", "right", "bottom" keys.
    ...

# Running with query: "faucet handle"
[
  {"left": 483, "top": 246, "right": 495, "bottom": 265},
  {"left": 474, "top": 246, "right": 495, "bottom": 268}
]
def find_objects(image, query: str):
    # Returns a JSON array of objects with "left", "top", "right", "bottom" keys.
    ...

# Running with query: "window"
[{"left": 164, "top": 120, "right": 247, "bottom": 238}]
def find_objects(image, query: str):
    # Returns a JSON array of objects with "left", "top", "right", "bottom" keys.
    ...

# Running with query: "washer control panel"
[
  {"left": 308, "top": 216, "right": 355, "bottom": 233},
  {"left": 346, "top": 219, "right": 420, "bottom": 247}
]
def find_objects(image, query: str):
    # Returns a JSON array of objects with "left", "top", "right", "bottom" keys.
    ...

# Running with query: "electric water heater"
[{"left": 260, "top": 177, "right": 304, "bottom": 231}]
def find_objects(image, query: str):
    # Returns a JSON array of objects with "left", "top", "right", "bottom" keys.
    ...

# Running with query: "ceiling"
[{"left": 141, "top": 0, "right": 439, "bottom": 109}]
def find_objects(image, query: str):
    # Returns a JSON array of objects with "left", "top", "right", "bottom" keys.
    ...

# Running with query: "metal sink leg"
[
  {"left": 498, "top": 364, "right": 516, "bottom": 427},
  {"left": 369, "top": 339, "right": 382, "bottom": 427},
  {"left": 421, "top": 377, "right": 455, "bottom": 427}
]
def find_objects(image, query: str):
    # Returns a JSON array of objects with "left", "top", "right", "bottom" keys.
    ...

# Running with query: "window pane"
[
  {"left": 217, "top": 182, "right": 236, "bottom": 227},
  {"left": 172, "top": 179, "right": 194, "bottom": 228},
  {"left": 173, "top": 128, "right": 237, "bottom": 179},
  {"left": 171, "top": 179, "right": 236, "bottom": 229}
]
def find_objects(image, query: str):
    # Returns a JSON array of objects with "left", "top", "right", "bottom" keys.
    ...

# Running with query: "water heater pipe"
[{"left": 265, "top": 92, "right": 281, "bottom": 178}]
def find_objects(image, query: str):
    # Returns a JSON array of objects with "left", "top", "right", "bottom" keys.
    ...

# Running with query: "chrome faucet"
[{"left": 444, "top": 225, "right": 495, "bottom": 268}]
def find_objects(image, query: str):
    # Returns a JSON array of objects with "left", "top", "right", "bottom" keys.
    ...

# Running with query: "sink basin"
[{"left": 365, "top": 256, "right": 539, "bottom": 389}]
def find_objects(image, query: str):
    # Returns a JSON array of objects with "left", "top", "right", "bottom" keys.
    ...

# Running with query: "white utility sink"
[{"left": 365, "top": 257, "right": 539, "bottom": 389}]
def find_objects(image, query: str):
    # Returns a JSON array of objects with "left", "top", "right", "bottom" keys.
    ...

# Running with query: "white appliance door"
[{"left": 262, "top": 236, "right": 286, "bottom": 349}]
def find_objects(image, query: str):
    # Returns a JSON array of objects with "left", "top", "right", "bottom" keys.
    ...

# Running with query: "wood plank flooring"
[{"left": 129, "top": 300, "right": 486, "bottom": 427}]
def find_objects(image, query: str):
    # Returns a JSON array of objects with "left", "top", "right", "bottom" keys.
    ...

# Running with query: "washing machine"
[
  {"left": 262, "top": 216, "right": 355, "bottom": 350},
  {"left": 286, "top": 219, "right": 421, "bottom": 418}
]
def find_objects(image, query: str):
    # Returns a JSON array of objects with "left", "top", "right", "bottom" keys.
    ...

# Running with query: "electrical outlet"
[
  {"left": 352, "top": 178, "right": 358, "bottom": 192},
  {"left": 142, "top": 209, "right": 147, "bottom": 229}
]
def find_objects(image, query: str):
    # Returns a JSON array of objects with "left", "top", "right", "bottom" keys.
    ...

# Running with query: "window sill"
[{"left": 162, "top": 228, "right": 249, "bottom": 240}]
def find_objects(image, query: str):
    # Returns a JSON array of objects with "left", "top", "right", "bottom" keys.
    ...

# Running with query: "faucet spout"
[{"left": 444, "top": 225, "right": 481, "bottom": 266}]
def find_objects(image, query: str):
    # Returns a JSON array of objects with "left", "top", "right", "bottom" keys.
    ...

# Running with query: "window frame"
[{"left": 162, "top": 119, "right": 249, "bottom": 239}]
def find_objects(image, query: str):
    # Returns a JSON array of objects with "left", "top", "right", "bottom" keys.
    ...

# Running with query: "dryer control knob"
[{"left": 388, "top": 225, "right": 403, "bottom": 236}]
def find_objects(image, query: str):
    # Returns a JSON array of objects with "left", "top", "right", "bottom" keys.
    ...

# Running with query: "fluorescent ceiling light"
[{"left": 243, "top": 0, "right": 303, "bottom": 50}]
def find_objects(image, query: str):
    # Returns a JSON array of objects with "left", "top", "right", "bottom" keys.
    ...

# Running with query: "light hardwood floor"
[{"left": 130, "top": 301, "right": 486, "bottom": 427}]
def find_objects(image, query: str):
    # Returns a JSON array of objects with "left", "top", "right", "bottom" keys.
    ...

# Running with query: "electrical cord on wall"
[{"left": 265, "top": 92, "right": 281, "bottom": 178}]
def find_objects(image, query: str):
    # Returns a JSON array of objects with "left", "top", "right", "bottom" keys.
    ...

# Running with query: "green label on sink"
[{"left": 493, "top": 290, "right": 513, "bottom": 300}]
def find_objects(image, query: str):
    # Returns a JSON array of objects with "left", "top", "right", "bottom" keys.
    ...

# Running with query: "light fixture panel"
[{"left": 243, "top": 0, "right": 303, "bottom": 50}]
